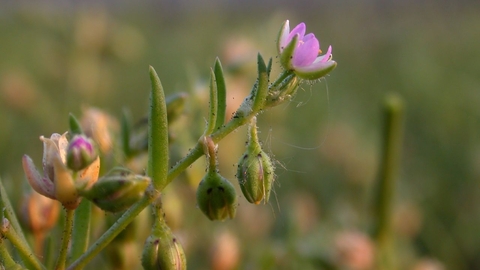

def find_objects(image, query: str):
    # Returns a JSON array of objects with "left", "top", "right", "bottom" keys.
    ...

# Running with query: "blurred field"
[{"left": 1, "top": 1, "right": 480, "bottom": 269}]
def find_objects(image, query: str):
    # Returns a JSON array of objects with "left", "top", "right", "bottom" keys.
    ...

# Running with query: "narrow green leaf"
[
  {"left": 213, "top": 58, "right": 227, "bottom": 130},
  {"left": 204, "top": 69, "right": 218, "bottom": 136},
  {"left": 252, "top": 53, "right": 269, "bottom": 112},
  {"left": 68, "top": 113, "right": 83, "bottom": 136},
  {"left": 68, "top": 199, "right": 92, "bottom": 263},
  {"left": 148, "top": 66, "right": 169, "bottom": 191},
  {"left": 266, "top": 57, "right": 273, "bottom": 77}
]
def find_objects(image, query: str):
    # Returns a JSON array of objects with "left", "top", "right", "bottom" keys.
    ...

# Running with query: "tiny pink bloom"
[
  {"left": 22, "top": 132, "right": 100, "bottom": 209},
  {"left": 277, "top": 20, "right": 336, "bottom": 80}
]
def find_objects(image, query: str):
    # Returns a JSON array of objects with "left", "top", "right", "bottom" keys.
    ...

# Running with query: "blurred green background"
[{"left": 1, "top": 0, "right": 479, "bottom": 269}]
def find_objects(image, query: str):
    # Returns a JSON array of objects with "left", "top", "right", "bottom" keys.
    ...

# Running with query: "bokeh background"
[{"left": 1, "top": 0, "right": 479, "bottom": 269}]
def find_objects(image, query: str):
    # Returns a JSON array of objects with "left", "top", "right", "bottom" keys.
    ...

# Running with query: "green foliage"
[{"left": 1, "top": 2, "right": 479, "bottom": 269}]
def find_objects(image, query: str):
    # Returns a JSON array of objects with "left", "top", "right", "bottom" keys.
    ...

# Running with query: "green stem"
[
  {"left": 67, "top": 195, "right": 155, "bottom": 270},
  {"left": 270, "top": 69, "right": 294, "bottom": 89},
  {"left": 373, "top": 94, "right": 405, "bottom": 270},
  {"left": 0, "top": 178, "right": 29, "bottom": 245},
  {"left": 204, "top": 136, "right": 217, "bottom": 172},
  {"left": 0, "top": 238, "right": 24, "bottom": 270},
  {"left": 68, "top": 199, "right": 92, "bottom": 263},
  {"left": 2, "top": 218, "right": 44, "bottom": 270},
  {"left": 248, "top": 117, "right": 259, "bottom": 143},
  {"left": 55, "top": 209, "right": 75, "bottom": 270}
]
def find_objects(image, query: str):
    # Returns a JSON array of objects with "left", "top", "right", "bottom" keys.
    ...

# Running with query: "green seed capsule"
[
  {"left": 196, "top": 170, "right": 237, "bottom": 221},
  {"left": 236, "top": 117, "right": 275, "bottom": 204},
  {"left": 237, "top": 148, "right": 274, "bottom": 204},
  {"left": 142, "top": 221, "right": 187, "bottom": 270}
]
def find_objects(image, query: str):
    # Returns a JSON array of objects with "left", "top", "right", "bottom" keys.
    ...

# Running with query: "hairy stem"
[
  {"left": 67, "top": 194, "right": 156, "bottom": 270},
  {"left": 2, "top": 218, "right": 44, "bottom": 270},
  {"left": 0, "top": 238, "right": 24, "bottom": 269},
  {"left": 55, "top": 209, "right": 75, "bottom": 270}
]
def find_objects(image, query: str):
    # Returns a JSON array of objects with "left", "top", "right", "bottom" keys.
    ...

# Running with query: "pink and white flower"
[
  {"left": 277, "top": 20, "right": 336, "bottom": 80},
  {"left": 22, "top": 133, "right": 100, "bottom": 209}
]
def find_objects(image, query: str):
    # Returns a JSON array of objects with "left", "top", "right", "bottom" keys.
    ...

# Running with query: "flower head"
[
  {"left": 277, "top": 20, "right": 337, "bottom": 80},
  {"left": 22, "top": 132, "right": 100, "bottom": 209}
]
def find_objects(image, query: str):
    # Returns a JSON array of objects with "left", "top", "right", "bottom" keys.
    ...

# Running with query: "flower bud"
[
  {"left": 236, "top": 117, "right": 274, "bottom": 204},
  {"left": 237, "top": 152, "right": 274, "bottom": 205},
  {"left": 79, "top": 168, "right": 150, "bottom": 212},
  {"left": 196, "top": 170, "right": 237, "bottom": 221},
  {"left": 265, "top": 73, "right": 300, "bottom": 108},
  {"left": 142, "top": 221, "right": 186, "bottom": 270},
  {"left": 66, "top": 135, "right": 98, "bottom": 171}
]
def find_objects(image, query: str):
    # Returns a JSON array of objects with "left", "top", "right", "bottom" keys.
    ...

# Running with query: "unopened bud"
[
  {"left": 79, "top": 168, "right": 150, "bottom": 212},
  {"left": 237, "top": 151, "right": 274, "bottom": 205},
  {"left": 236, "top": 117, "right": 274, "bottom": 204},
  {"left": 196, "top": 171, "right": 237, "bottom": 221},
  {"left": 142, "top": 222, "right": 186, "bottom": 270},
  {"left": 66, "top": 135, "right": 98, "bottom": 171},
  {"left": 265, "top": 73, "right": 300, "bottom": 108}
]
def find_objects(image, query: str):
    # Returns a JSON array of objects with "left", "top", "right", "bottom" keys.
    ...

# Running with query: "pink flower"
[
  {"left": 277, "top": 20, "right": 336, "bottom": 80},
  {"left": 22, "top": 133, "right": 100, "bottom": 209}
]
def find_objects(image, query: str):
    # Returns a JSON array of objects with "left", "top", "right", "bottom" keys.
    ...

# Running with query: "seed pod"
[
  {"left": 142, "top": 213, "right": 186, "bottom": 270},
  {"left": 236, "top": 117, "right": 274, "bottom": 204},
  {"left": 237, "top": 150, "right": 274, "bottom": 205},
  {"left": 196, "top": 170, "right": 237, "bottom": 221}
]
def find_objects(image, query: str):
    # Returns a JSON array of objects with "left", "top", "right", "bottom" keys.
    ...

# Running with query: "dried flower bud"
[
  {"left": 66, "top": 135, "right": 98, "bottom": 171},
  {"left": 142, "top": 223, "right": 187, "bottom": 270},
  {"left": 21, "top": 192, "right": 60, "bottom": 234},
  {"left": 196, "top": 170, "right": 237, "bottom": 221},
  {"left": 81, "top": 107, "right": 118, "bottom": 154},
  {"left": 79, "top": 168, "right": 150, "bottom": 212},
  {"left": 237, "top": 117, "right": 274, "bottom": 204}
]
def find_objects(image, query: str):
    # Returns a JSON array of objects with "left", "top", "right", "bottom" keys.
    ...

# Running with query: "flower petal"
[
  {"left": 313, "top": 45, "right": 332, "bottom": 63},
  {"left": 286, "top": 23, "right": 305, "bottom": 46},
  {"left": 77, "top": 156, "right": 101, "bottom": 190},
  {"left": 22, "top": 155, "right": 56, "bottom": 199},
  {"left": 293, "top": 33, "right": 319, "bottom": 67},
  {"left": 52, "top": 153, "right": 80, "bottom": 209}
]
